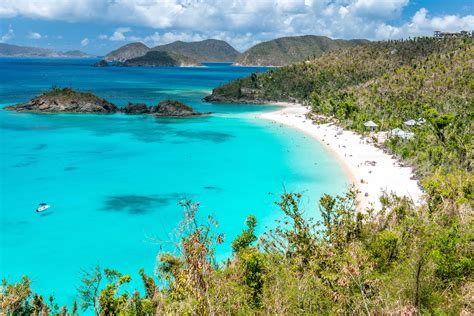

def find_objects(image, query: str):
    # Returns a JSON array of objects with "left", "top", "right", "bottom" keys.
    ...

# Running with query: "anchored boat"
[{"left": 36, "top": 203, "right": 51, "bottom": 213}]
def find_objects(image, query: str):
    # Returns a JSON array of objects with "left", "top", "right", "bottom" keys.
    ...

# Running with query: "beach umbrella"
[
  {"left": 404, "top": 119, "right": 417, "bottom": 127},
  {"left": 364, "top": 120, "right": 378, "bottom": 128},
  {"left": 390, "top": 128, "right": 414, "bottom": 140}
]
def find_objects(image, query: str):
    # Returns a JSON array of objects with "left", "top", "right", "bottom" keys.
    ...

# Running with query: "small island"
[
  {"left": 124, "top": 100, "right": 208, "bottom": 117},
  {"left": 118, "top": 51, "right": 201, "bottom": 67},
  {"left": 4, "top": 88, "right": 208, "bottom": 117},
  {"left": 93, "top": 60, "right": 109, "bottom": 67},
  {"left": 152, "top": 100, "right": 207, "bottom": 117},
  {"left": 4, "top": 87, "right": 118, "bottom": 113}
]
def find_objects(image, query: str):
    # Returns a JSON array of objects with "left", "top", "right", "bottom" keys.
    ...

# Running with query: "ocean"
[{"left": 0, "top": 59, "right": 348, "bottom": 307}]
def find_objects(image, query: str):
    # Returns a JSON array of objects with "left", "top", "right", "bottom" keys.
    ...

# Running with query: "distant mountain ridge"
[
  {"left": 0, "top": 43, "right": 95, "bottom": 58},
  {"left": 235, "top": 35, "right": 369, "bottom": 66},
  {"left": 105, "top": 39, "right": 240, "bottom": 63}
]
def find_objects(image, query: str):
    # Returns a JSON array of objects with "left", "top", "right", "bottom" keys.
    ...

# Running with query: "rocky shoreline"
[{"left": 5, "top": 88, "right": 209, "bottom": 118}]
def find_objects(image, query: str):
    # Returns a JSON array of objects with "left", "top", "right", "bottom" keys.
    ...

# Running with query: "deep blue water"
[{"left": 0, "top": 59, "right": 348, "bottom": 308}]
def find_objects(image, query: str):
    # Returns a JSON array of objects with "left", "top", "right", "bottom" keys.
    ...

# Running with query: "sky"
[{"left": 0, "top": 0, "right": 473, "bottom": 55}]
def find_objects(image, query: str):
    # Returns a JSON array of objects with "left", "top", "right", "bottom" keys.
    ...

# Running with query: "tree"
[
  {"left": 0, "top": 276, "right": 33, "bottom": 315},
  {"left": 232, "top": 215, "right": 258, "bottom": 254},
  {"left": 77, "top": 265, "right": 103, "bottom": 315}
]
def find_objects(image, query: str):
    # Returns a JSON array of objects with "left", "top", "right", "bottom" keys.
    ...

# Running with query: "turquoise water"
[{"left": 0, "top": 59, "right": 348, "bottom": 306}]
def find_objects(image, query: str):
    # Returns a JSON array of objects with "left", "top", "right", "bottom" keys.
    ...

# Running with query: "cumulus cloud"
[
  {"left": 109, "top": 27, "right": 131, "bottom": 41},
  {"left": 81, "top": 37, "right": 89, "bottom": 46},
  {"left": 375, "top": 8, "right": 474, "bottom": 39},
  {"left": 0, "top": 24, "right": 14, "bottom": 42},
  {"left": 28, "top": 31, "right": 42, "bottom": 39},
  {"left": 0, "top": 0, "right": 473, "bottom": 50}
]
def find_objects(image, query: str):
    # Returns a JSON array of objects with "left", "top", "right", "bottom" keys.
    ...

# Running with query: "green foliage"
[
  {"left": 430, "top": 223, "right": 473, "bottom": 284},
  {"left": 238, "top": 249, "right": 266, "bottom": 308},
  {"left": 367, "top": 230, "right": 400, "bottom": 272},
  {"left": 97, "top": 269, "right": 131, "bottom": 315},
  {"left": 77, "top": 265, "right": 103, "bottom": 315},
  {"left": 232, "top": 215, "right": 257, "bottom": 253},
  {"left": 0, "top": 276, "right": 33, "bottom": 315},
  {"left": 138, "top": 268, "right": 157, "bottom": 300},
  {"left": 236, "top": 35, "right": 367, "bottom": 66}
]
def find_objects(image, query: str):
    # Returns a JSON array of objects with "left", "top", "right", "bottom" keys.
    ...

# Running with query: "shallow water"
[{"left": 0, "top": 59, "right": 348, "bottom": 306}]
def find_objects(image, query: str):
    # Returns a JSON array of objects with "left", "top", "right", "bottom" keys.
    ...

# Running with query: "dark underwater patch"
[
  {"left": 171, "top": 130, "right": 234, "bottom": 143},
  {"left": 101, "top": 193, "right": 184, "bottom": 215},
  {"left": 203, "top": 186, "right": 222, "bottom": 191},
  {"left": 11, "top": 159, "right": 37, "bottom": 168},
  {"left": 34, "top": 144, "right": 47, "bottom": 150},
  {"left": 64, "top": 166, "right": 77, "bottom": 171}
]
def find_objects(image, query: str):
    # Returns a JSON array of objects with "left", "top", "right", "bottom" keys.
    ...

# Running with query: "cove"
[{"left": 0, "top": 59, "right": 348, "bottom": 305}]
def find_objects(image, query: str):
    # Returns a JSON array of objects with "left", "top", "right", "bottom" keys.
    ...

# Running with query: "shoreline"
[{"left": 256, "top": 102, "right": 424, "bottom": 210}]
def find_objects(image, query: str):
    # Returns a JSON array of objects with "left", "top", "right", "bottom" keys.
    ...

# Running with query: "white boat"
[{"left": 36, "top": 203, "right": 51, "bottom": 212}]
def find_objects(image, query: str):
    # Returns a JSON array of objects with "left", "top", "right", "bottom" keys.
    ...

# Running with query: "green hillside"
[
  {"left": 152, "top": 39, "right": 240, "bottom": 62},
  {"left": 235, "top": 35, "right": 368, "bottom": 66},
  {"left": 120, "top": 51, "right": 201, "bottom": 67}
]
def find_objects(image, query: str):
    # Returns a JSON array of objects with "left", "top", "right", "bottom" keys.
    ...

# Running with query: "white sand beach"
[{"left": 258, "top": 103, "right": 424, "bottom": 211}]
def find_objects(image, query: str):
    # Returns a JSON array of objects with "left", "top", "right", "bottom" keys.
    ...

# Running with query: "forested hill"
[
  {"left": 234, "top": 35, "right": 368, "bottom": 66},
  {"left": 207, "top": 37, "right": 470, "bottom": 104},
  {"left": 105, "top": 39, "right": 240, "bottom": 63},
  {"left": 152, "top": 39, "right": 240, "bottom": 62}
]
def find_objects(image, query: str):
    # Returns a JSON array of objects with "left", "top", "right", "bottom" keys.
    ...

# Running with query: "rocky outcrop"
[
  {"left": 123, "top": 102, "right": 149, "bottom": 114},
  {"left": 93, "top": 60, "right": 109, "bottom": 67},
  {"left": 4, "top": 88, "right": 118, "bottom": 113},
  {"left": 152, "top": 100, "right": 208, "bottom": 117}
]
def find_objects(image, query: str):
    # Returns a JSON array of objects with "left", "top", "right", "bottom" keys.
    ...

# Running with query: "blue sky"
[{"left": 1, "top": 0, "right": 473, "bottom": 55}]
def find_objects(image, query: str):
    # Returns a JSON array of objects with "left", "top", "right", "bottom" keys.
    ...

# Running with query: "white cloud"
[
  {"left": 350, "top": 0, "right": 409, "bottom": 19},
  {"left": 28, "top": 31, "right": 42, "bottom": 39},
  {"left": 0, "top": 1, "right": 473, "bottom": 50},
  {"left": 81, "top": 37, "right": 89, "bottom": 46},
  {"left": 109, "top": 27, "right": 131, "bottom": 41},
  {"left": 376, "top": 8, "right": 474, "bottom": 39},
  {"left": 142, "top": 31, "right": 205, "bottom": 46},
  {"left": 0, "top": 24, "right": 14, "bottom": 42}
]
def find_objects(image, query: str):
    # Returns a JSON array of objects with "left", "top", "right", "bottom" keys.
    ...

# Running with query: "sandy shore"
[{"left": 257, "top": 103, "right": 424, "bottom": 210}]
